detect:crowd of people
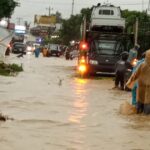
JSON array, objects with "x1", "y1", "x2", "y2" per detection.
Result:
[{"x1": 114, "y1": 44, "x2": 150, "y2": 115}]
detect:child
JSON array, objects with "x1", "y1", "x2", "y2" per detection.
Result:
[{"x1": 114, "y1": 51, "x2": 130, "y2": 90}]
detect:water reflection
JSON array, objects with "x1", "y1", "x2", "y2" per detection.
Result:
[{"x1": 69, "y1": 78, "x2": 88, "y2": 124}]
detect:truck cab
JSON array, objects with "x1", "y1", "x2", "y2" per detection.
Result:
[
  {"x1": 78, "y1": 32, "x2": 133, "y2": 75},
  {"x1": 78, "y1": 3, "x2": 133, "y2": 76}
]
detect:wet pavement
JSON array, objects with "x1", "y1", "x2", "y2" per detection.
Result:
[{"x1": 0, "y1": 53, "x2": 150, "y2": 150}]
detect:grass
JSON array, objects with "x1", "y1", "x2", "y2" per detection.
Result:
[{"x1": 0, "y1": 62, "x2": 23, "y2": 76}]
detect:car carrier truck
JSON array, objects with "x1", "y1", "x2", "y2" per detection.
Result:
[{"x1": 78, "y1": 3, "x2": 134, "y2": 76}]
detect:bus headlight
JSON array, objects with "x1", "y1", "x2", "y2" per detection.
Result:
[{"x1": 89, "y1": 60, "x2": 98, "y2": 65}]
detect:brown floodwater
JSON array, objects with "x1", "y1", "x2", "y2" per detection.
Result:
[{"x1": 0, "y1": 54, "x2": 150, "y2": 150}]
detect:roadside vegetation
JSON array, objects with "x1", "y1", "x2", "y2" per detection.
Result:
[
  {"x1": 0, "y1": 62, "x2": 23, "y2": 76},
  {"x1": 0, "y1": 0, "x2": 18, "y2": 19}
]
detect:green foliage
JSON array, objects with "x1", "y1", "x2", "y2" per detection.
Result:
[
  {"x1": 0, "y1": 0, "x2": 18, "y2": 19},
  {"x1": 0, "y1": 62, "x2": 23, "y2": 76},
  {"x1": 9, "y1": 63, "x2": 23, "y2": 72},
  {"x1": 60, "y1": 6, "x2": 150, "y2": 45},
  {"x1": 60, "y1": 14, "x2": 82, "y2": 45},
  {"x1": 122, "y1": 9, "x2": 150, "y2": 33},
  {"x1": 60, "y1": 7, "x2": 92, "y2": 45},
  {"x1": 80, "y1": 8, "x2": 92, "y2": 23}
]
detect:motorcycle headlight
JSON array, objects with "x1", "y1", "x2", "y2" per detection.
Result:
[
  {"x1": 89, "y1": 60, "x2": 98, "y2": 65},
  {"x1": 27, "y1": 46, "x2": 32, "y2": 51},
  {"x1": 132, "y1": 59, "x2": 138, "y2": 67}
]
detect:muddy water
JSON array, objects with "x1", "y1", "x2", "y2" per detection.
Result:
[{"x1": 0, "y1": 55, "x2": 150, "y2": 150}]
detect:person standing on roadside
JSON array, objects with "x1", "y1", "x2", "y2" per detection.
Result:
[
  {"x1": 5, "y1": 46, "x2": 10, "y2": 56},
  {"x1": 113, "y1": 51, "x2": 129, "y2": 90},
  {"x1": 34, "y1": 46, "x2": 40, "y2": 58},
  {"x1": 126, "y1": 49, "x2": 150, "y2": 114},
  {"x1": 127, "y1": 44, "x2": 139, "y2": 65}
]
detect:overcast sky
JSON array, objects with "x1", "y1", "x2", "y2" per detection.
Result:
[{"x1": 11, "y1": 0, "x2": 149, "y2": 25}]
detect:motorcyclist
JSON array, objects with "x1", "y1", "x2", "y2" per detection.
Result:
[{"x1": 127, "y1": 44, "x2": 139, "y2": 65}]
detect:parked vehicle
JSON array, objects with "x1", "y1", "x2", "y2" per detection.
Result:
[
  {"x1": 48, "y1": 44, "x2": 61, "y2": 57},
  {"x1": 78, "y1": 3, "x2": 133, "y2": 76},
  {"x1": 11, "y1": 42, "x2": 26, "y2": 54}
]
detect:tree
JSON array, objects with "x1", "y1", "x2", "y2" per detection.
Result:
[
  {"x1": 122, "y1": 9, "x2": 150, "y2": 33},
  {"x1": 0, "y1": 0, "x2": 18, "y2": 19},
  {"x1": 60, "y1": 14, "x2": 82, "y2": 45},
  {"x1": 60, "y1": 6, "x2": 150, "y2": 45},
  {"x1": 60, "y1": 7, "x2": 92, "y2": 45}
]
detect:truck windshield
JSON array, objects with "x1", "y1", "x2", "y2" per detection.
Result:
[{"x1": 94, "y1": 40, "x2": 116, "y2": 55}]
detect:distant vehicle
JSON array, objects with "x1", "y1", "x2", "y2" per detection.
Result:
[
  {"x1": 10, "y1": 34, "x2": 24, "y2": 46},
  {"x1": 26, "y1": 41, "x2": 35, "y2": 52},
  {"x1": 11, "y1": 42, "x2": 26, "y2": 54},
  {"x1": 15, "y1": 25, "x2": 26, "y2": 34},
  {"x1": 30, "y1": 26, "x2": 49, "y2": 36},
  {"x1": 48, "y1": 44, "x2": 61, "y2": 57},
  {"x1": 26, "y1": 41, "x2": 40, "y2": 53}
]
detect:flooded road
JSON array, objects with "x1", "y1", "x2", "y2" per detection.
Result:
[{"x1": 0, "y1": 54, "x2": 150, "y2": 150}]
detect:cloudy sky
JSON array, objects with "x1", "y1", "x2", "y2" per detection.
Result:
[{"x1": 11, "y1": 0, "x2": 150, "y2": 25}]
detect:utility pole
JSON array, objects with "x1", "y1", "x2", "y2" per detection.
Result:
[
  {"x1": 134, "y1": 18, "x2": 139, "y2": 45},
  {"x1": 148, "y1": 0, "x2": 150, "y2": 14},
  {"x1": 71, "y1": 0, "x2": 74, "y2": 15},
  {"x1": 142, "y1": 0, "x2": 144, "y2": 11},
  {"x1": 46, "y1": 6, "x2": 53, "y2": 16},
  {"x1": 16, "y1": 17, "x2": 23, "y2": 25}
]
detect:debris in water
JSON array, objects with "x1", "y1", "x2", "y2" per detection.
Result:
[
  {"x1": 120, "y1": 101, "x2": 137, "y2": 115},
  {"x1": 0, "y1": 113, "x2": 7, "y2": 121},
  {"x1": 58, "y1": 77, "x2": 64, "y2": 86},
  {"x1": 0, "y1": 113, "x2": 14, "y2": 121}
]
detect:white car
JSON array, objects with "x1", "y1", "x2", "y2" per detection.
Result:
[{"x1": 90, "y1": 4, "x2": 125, "y2": 31}]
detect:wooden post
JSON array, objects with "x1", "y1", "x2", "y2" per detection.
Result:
[
  {"x1": 83, "y1": 16, "x2": 86, "y2": 42},
  {"x1": 134, "y1": 18, "x2": 139, "y2": 45}
]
